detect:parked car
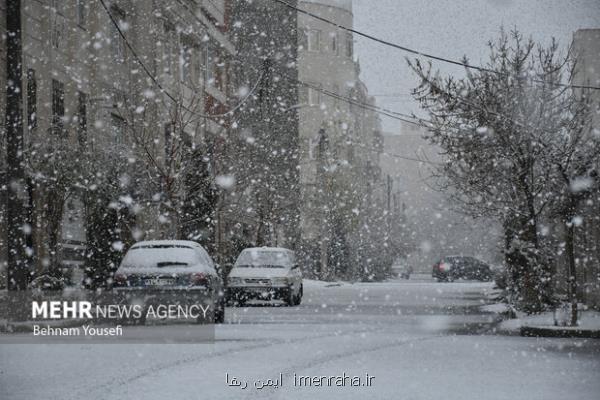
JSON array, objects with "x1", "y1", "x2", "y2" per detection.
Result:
[
  {"x1": 112, "y1": 240, "x2": 225, "y2": 323},
  {"x1": 226, "y1": 247, "x2": 303, "y2": 306},
  {"x1": 394, "y1": 264, "x2": 413, "y2": 279},
  {"x1": 432, "y1": 256, "x2": 492, "y2": 282},
  {"x1": 29, "y1": 273, "x2": 65, "y2": 291}
]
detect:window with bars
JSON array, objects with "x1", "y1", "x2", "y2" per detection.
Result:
[
  {"x1": 299, "y1": 29, "x2": 308, "y2": 50},
  {"x1": 205, "y1": 43, "x2": 225, "y2": 91},
  {"x1": 51, "y1": 0, "x2": 64, "y2": 15},
  {"x1": 345, "y1": 33, "x2": 353, "y2": 58},
  {"x1": 77, "y1": 91, "x2": 87, "y2": 145},
  {"x1": 110, "y1": 114, "x2": 126, "y2": 145},
  {"x1": 308, "y1": 85, "x2": 322, "y2": 106},
  {"x1": 331, "y1": 32, "x2": 339, "y2": 55},
  {"x1": 162, "y1": 21, "x2": 176, "y2": 75},
  {"x1": 299, "y1": 85, "x2": 309, "y2": 104},
  {"x1": 205, "y1": 43, "x2": 213, "y2": 84},
  {"x1": 110, "y1": 7, "x2": 126, "y2": 62},
  {"x1": 27, "y1": 69, "x2": 37, "y2": 131},
  {"x1": 307, "y1": 30, "x2": 321, "y2": 52},
  {"x1": 51, "y1": 14, "x2": 64, "y2": 49},
  {"x1": 52, "y1": 79, "x2": 65, "y2": 135},
  {"x1": 76, "y1": 0, "x2": 86, "y2": 28},
  {"x1": 180, "y1": 40, "x2": 193, "y2": 83},
  {"x1": 164, "y1": 123, "x2": 173, "y2": 159}
]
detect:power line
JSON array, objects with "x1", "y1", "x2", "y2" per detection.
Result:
[
  {"x1": 370, "y1": 93, "x2": 414, "y2": 97},
  {"x1": 272, "y1": 0, "x2": 600, "y2": 91},
  {"x1": 172, "y1": 1, "x2": 439, "y2": 165},
  {"x1": 170, "y1": 0, "x2": 430, "y2": 128},
  {"x1": 98, "y1": 0, "x2": 261, "y2": 121},
  {"x1": 290, "y1": 77, "x2": 431, "y2": 127}
]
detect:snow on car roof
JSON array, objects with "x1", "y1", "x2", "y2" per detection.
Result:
[
  {"x1": 130, "y1": 240, "x2": 202, "y2": 249},
  {"x1": 241, "y1": 247, "x2": 293, "y2": 253}
]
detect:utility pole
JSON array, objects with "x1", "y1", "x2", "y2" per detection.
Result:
[
  {"x1": 316, "y1": 128, "x2": 329, "y2": 280},
  {"x1": 4, "y1": 0, "x2": 29, "y2": 291},
  {"x1": 386, "y1": 175, "x2": 392, "y2": 213}
]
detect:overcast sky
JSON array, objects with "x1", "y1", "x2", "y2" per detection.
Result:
[{"x1": 353, "y1": 0, "x2": 600, "y2": 133}]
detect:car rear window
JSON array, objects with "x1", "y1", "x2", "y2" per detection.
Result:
[
  {"x1": 235, "y1": 250, "x2": 292, "y2": 268},
  {"x1": 121, "y1": 246, "x2": 200, "y2": 268}
]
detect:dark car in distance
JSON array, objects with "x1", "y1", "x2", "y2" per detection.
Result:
[{"x1": 432, "y1": 256, "x2": 492, "y2": 282}]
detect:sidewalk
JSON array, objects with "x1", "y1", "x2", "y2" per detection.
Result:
[{"x1": 481, "y1": 302, "x2": 600, "y2": 338}]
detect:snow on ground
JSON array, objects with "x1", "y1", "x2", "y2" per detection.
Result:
[
  {"x1": 498, "y1": 310, "x2": 600, "y2": 332},
  {"x1": 1, "y1": 277, "x2": 599, "y2": 400},
  {"x1": 480, "y1": 302, "x2": 512, "y2": 314}
]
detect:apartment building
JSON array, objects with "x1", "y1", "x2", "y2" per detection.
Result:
[
  {"x1": 0, "y1": 0, "x2": 234, "y2": 284},
  {"x1": 296, "y1": 0, "x2": 385, "y2": 275}
]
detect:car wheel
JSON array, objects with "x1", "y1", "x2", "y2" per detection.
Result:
[
  {"x1": 295, "y1": 284, "x2": 303, "y2": 305},
  {"x1": 213, "y1": 293, "x2": 226, "y2": 324},
  {"x1": 284, "y1": 288, "x2": 295, "y2": 306}
]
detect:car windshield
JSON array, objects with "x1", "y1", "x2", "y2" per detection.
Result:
[
  {"x1": 235, "y1": 250, "x2": 291, "y2": 267},
  {"x1": 121, "y1": 246, "x2": 198, "y2": 268},
  {"x1": 443, "y1": 257, "x2": 468, "y2": 267}
]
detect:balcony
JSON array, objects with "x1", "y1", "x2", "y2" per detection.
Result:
[{"x1": 201, "y1": 0, "x2": 226, "y2": 26}]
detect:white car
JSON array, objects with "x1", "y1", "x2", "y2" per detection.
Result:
[
  {"x1": 226, "y1": 247, "x2": 303, "y2": 306},
  {"x1": 112, "y1": 240, "x2": 225, "y2": 323}
]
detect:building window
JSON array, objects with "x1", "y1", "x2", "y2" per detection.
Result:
[
  {"x1": 196, "y1": 44, "x2": 204, "y2": 84},
  {"x1": 110, "y1": 7, "x2": 126, "y2": 62},
  {"x1": 347, "y1": 88, "x2": 355, "y2": 111},
  {"x1": 345, "y1": 33, "x2": 353, "y2": 58},
  {"x1": 180, "y1": 40, "x2": 193, "y2": 83},
  {"x1": 307, "y1": 30, "x2": 321, "y2": 52},
  {"x1": 332, "y1": 83, "x2": 340, "y2": 107},
  {"x1": 76, "y1": 0, "x2": 86, "y2": 27},
  {"x1": 205, "y1": 43, "x2": 225, "y2": 91},
  {"x1": 52, "y1": 79, "x2": 65, "y2": 135},
  {"x1": 110, "y1": 114, "x2": 126, "y2": 145},
  {"x1": 216, "y1": 56, "x2": 226, "y2": 92},
  {"x1": 51, "y1": 0, "x2": 64, "y2": 15},
  {"x1": 162, "y1": 21, "x2": 176, "y2": 75},
  {"x1": 77, "y1": 91, "x2": 87, "y2": 145},
  {"x1": 51, "y1": 14, "x2": 64, "y2": 49},
  {"x1": 331, "y1": 32, "x2": 338, "y2": 55},
  {"x1": 299, "y1": 30, "x2": 308, "y2": 50},
  {"x1": 26, "y1": 69, "x2": 37, "y2": 131},
  {"x1": 164, "y1": 123, "x2": 173, "y2": 158},
  {"x1": 299, "y1": 86, "x2": 309, "y2": 104},
  {"x1": 308, "y1": 84, "x2": 321, "y2": 106}
]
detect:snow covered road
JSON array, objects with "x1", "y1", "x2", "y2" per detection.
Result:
[{"x1": 1, "y1": 276, "x2": 599, "y2": 400}]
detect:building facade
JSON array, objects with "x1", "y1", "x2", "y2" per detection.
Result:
[
  {"x1": 0, "y1": 0, "x2": 234, "y2": 286},
  {"x1": 566, "y1": 29, "x2": 600, "y2": 307},
  {"x1": 296, "y1": 0, "x2": 385, "y2": 277},
  {"x1": 226, "y1": 0, "x2": 300, "y2": 263}
]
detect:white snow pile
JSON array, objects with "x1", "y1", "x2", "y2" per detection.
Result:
[
  {"x1": 480, "y1": 302, "x2": 512, "y2": 314},
  {"x1": 498, "y1": 310, "x2": 600, "y2": 332},
  {"x1": 303, "y1": 279, "x2": 348, "y2": 288}
]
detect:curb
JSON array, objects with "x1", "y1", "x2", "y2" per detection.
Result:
[{"x1": 520, "y1": 325, "x2": 600, "y2": 339}]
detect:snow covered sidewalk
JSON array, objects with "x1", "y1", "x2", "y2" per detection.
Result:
[{"x1": 481, "y1": 303, "x2": 600, "y2": 338}]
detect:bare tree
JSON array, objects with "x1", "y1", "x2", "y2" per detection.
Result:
[{"x1": 409, "y1": 30, "x2": 599, "y2": 316}]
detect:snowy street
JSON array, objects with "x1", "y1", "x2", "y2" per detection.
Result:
[{"x1": 2, "y1": 276, "x2": 599, "y2": 400}]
